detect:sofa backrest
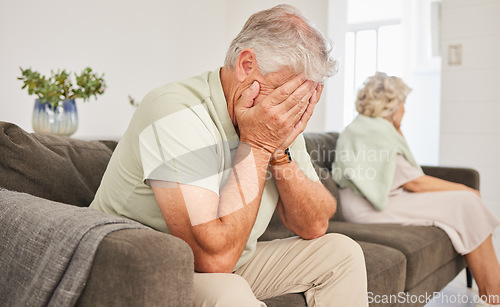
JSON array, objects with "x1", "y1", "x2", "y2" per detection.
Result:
[
  {"x1": 303, "y1": 132, "x2": 343, "y2": 221},
  {"x1": 0, "y1": 121, "x2": 344, "y2": 227},
  {"x1": 0, "y1": 121, "x2": 116, "y2": 207}
]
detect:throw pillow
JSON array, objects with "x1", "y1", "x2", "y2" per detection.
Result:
[{"x1": 0, "y1": 121, "x2": 114, "y2": 207}]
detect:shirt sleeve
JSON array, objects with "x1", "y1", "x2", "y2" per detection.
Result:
[
  {"x1": 391, "y1": 154, "x2": 424, "y2": 190},
  {"x1": 139, "y1": 104, "x2": 222, "y2": 195},
  {"x1": 289, "y1": 134, "x2": 320, "y2": 182}
]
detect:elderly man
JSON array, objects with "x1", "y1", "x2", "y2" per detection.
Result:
[{"x1": 91, "y1": 4, "x2": 368, "y2": 306}]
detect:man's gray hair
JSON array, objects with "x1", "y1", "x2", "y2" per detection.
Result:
[{"x1": 224, "y1": 4, "x2": 337, "y2": 83}]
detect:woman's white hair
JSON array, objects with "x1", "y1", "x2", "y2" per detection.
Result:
[
  {"x1": 356, "y1": 72, "x2": 412, "y2": 118},
  {"x1": 224, "y1": 4, "x2": 337, "y2": 83}
]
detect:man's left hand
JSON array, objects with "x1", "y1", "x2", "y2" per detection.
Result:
[{"x1": 273, "y1": 83, "x2": 324, "y2": 159}]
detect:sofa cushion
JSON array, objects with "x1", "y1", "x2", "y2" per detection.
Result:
[
  {"x1": 328, "y1": 222, "x2": 459, "y2": 290},
  {"x1": 0, "y1": 121, "x2": 113, "y2": 207},
  {"x1": 263, "y1": 293, "x2": 307, "y2": 306},
  {"x1": 359, "y1": 241, "x2": 407, "y2": 306}
]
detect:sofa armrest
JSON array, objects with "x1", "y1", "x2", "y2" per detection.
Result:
[
  {"x1": 77, "y1": 228, "x2": 194, "y2": 307},
  {"x1": 421, "y1": 166, "x2": 480, "y2": 190}
]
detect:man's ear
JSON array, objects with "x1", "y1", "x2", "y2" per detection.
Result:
[{"x1": 235, "y1": 48, "x2": 258, "y2": 83}]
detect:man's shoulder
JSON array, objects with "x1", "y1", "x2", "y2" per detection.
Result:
[
  {"x1": 142, "y1": 71, "x2": 212, "y2": 108},
  {"x1": 129, "y1": 71, "x2": 217, "y2": 132}
]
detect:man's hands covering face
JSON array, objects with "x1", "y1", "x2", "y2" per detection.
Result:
[
  {"x1": 274, "y1": 82, "x2": 323, "y2": 157},
  {"x1": 235, "y1": 74, "x2": 323, "y2": 156}
]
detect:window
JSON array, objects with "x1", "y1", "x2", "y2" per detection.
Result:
[{"x1": 343, "y1": 0, "x2": 404, "y2": 126}]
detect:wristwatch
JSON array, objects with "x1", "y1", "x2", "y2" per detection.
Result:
[{"x1": 270, "y1": 148, "x2": 292, "y2": 166}]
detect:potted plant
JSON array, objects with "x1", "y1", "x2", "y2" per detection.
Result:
[{"x1": 18, "y1": 67, "x2": 106, "y2": 136}]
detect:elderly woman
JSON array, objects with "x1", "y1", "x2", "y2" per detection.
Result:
[{"x1": 333, "y1": 72, "x2": 500, "y2": 306}]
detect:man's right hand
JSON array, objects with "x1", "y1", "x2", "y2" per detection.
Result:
[{"x1": 235, "y1": 74, "x2": 316, "y2": 154}]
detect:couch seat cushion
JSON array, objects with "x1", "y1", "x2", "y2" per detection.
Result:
[
  {"x1": 263, "y1": 293, "x2": 306, "y2": 307},
  {"x1": 359, "y1": 241, "x2": 406, "y2": 304},
  {"x1": 328, "y1": 222, "x2": 459, "y2": 290}
]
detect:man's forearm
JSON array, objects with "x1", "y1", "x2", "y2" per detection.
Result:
[
  {"x1": 271, "y1": 161, "x2": 336, "y2": 239},
  {"x1": 191, "y1": 142, "x2": 271, "y2": 272}
]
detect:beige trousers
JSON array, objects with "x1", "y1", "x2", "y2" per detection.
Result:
[{"x1": 193, "y1": 233, "x2": 368, "y2": 307}]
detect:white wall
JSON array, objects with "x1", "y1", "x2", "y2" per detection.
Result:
[
  {"x1": 325, "y1": 0, "x2": 348, "y2": 134},
  {"x1": 440, "y1": 0, "x2": 500, "y2": 220},
  {"x1": 398, "y1": 0, "x2": 441, "y2": 166},
  {"x1": 0, "y1": 0, "x2": 444, "y2": 165},
  {"x1": 0, "y1": 0, "x2": 333, "y2": 138},
  {"x1": 0, "y1": 0, "x2": 230, "y2": 139}
]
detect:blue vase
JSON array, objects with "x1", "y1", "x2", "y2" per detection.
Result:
[{"x1": 32, "y1": 99, "x2": 78, "y2": 136}]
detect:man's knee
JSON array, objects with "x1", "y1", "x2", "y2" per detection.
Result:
[
  {"x1": 321, "y1": 233, "x2": 365, "y2": 266},
  {"x1": 194, "y1": 273, "x2": 265, "y2": 307}
]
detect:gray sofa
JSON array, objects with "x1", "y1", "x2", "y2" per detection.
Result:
[{"x1": 0, "y1": 122, "x2": 474, "y2": 306}]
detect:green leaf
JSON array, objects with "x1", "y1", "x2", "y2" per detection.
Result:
[{"x1": 18, "y1": 66, "x2": 106, "y2": 105}]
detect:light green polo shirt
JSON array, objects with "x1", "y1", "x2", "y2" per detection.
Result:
[{"x1": 90, "y1": 68, "x2": 319, "y2": 270}]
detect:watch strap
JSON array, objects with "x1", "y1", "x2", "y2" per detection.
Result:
[{"x1": 269, "y1": 148, "x2": 292, "y2": 166}]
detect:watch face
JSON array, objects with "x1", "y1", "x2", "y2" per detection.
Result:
[{"x1": 286, "y1": 148, "x2": 291, "y2": 162}]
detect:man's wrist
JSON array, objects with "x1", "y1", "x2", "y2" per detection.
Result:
[{"x1": 270, "y1": 148, "x2": 291, "y2": 166}]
